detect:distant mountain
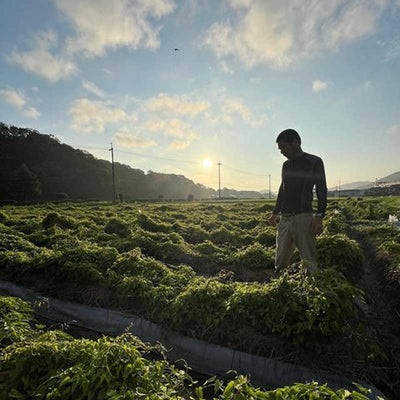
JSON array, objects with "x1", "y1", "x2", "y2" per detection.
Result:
[
  {"x1": 378, "y1": 171, "x2": 400, "y2": 183},
  {"x1": 328, "y1": 181, "x2": 373, "y2": 191},
  {"x1": 259, "y1": 190, "x2": 277, "y2": 197},
  {"x1": 355, "y1": 182, "x2": 375, "y2": 190},
  {"x1": 328, "y1": 171, "x2": 400, "y2": 191}
]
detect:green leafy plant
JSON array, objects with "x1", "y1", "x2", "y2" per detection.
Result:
[
  {"x1": 317, "y1": 234, "x2": 364, "y2": 281},
  {"x1": 0, "y1": 297, "x2": 38, "y2": 346},
  {"x1": 104, "y1": 217, "x2": 131, "y2": 237},
  {"x1": 0, "y1": 333, "x2": 190, "y2": 400},
  {"x1": 230, "y1": 243, "x2": 275, "y2": 270}
]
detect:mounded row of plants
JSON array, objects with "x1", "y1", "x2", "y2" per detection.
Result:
[
  {"x1": 0, "y1": 200, "x2": 364, "y2": 280},
  {"x1": 0, "y1": 230, "x2": 380, "y2": 362},
  {"x1": 336, "y1": 197, "x2": 400, "y2": 222},
  {"x1": 0, "y1": 203, "x2": 376, "y2": 339},
  {"x1": 353, "y1": 221, "x2": 400, "y2": 303},
  {"x1": 343, "y1": 196, "x2": 400, "y2": 293},
  {"x1": 0, "y1": 296, "x2": 382, "y2": 400},
  {"x1": 333, "y1": 197, "x2": 400, "y2": 398},
  {"x1": 0, "y1": 203, "x2": 278, "y2": 276}
]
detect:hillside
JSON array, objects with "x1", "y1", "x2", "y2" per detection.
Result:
[
  {"x1": 378, "y1": 171, "x2": 400, "y2": 183},
  {"x1": 0, "y1": 122, "x2": 262, "y2": 201},
  {"x1": 328, "y1": 171, "x2": 400, "y2": 191},
  {"x1": 328, "y1": 181, "x2": 373, "y2": 191}
]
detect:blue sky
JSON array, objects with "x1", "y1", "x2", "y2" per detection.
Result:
[{"x1": 1, "y1": 0, "x2": 399, "y2": 191}]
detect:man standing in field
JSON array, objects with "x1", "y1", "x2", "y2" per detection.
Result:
[{"x1": 269, "y1": 129, "x2": 327, "y2": 275}]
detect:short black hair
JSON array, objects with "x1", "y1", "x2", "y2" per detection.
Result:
[{"x1": 276, "y1": 129, "x2": 301, "y2": 145}]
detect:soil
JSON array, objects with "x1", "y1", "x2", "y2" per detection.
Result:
[{"x1": 350, "y1": 226, "x2": 400, "y2": 399}]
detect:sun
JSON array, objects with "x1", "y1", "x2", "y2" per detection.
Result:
[{"x1": 202, "y1": 158, "x2": 212, "y2": 168}]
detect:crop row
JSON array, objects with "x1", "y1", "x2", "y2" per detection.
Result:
[
  {"x1": 0, "y1": 296, "x2": 380, "y2": 400},
  {"x1": 0, "y1": 231, "x2": 379, "y2": 362}
]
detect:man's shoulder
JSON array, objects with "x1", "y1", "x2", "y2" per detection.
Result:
[{"x1": 303, "y1": 152, "x2": 323, "y2": 164}]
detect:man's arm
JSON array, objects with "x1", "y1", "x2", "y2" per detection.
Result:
[
  {"x1": 312, "y1": 158, "x2": 327, "y2": 235},
  {"x1": 273, "y1": 182, "x2": 284, "y2": 216},
  {"x1": 269, "y1": 177, "x2": 284, "y2": 226},
  {"x1": 314, "y1": 158, "x2": 327, "y2": 217}
]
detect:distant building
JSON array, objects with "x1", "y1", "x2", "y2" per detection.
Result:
[
  {"x1": 365, "y1": 184, "x2": 400, "y2": 196},
  {"x1": 328, "y1": 189, "x2": 366, "y2": 197},
  {"x1": 377, "y1": 181, "x2": 400, "y2": 188}
]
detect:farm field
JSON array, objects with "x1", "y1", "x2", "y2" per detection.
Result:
[{"x1": 1, "y1": 197, "x2": 400, "y2": 399}]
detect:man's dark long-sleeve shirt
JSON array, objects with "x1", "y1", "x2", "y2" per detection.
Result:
[{"x1": 273, "y1": 152, "x2": 327, "y2": 217}]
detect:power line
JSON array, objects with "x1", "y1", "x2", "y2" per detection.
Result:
[
  {"x1": 77, "y1": 145, "x2": 199, "y2": 165},
  {"x1": 115, "y1": 148, "x2": 200, "y2": 165},
  {"x1": 80, "y1": 145, "x2": 273, "y2": 177},
  {"x1": 76, "y1": 144, "x2": 276, "y2": 189},
  {"x1": 224, "y1": 164, "x2": 270, "y2": 177}
]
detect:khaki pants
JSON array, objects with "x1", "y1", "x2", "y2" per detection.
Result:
[{"x1": 275, "y1": 213, "x2": 318, "y2": 274}]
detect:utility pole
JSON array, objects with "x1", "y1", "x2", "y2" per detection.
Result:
[
  {"x1": 109, "y1": 143, "x2": 117, "y2": 202},
  {"x1": 338, "y1": 180, "x2": 341, "y2": 198},
  {"x1": 268, "y1": 174, "x2": 271, "y2": 199},
  {"x1": 217, "y1": 160, "x2": 222, "y2": 199}
]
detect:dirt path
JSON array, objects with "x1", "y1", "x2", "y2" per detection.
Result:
[{"x1": 350, "y1": 226, "x2": 400, "y2": 399}]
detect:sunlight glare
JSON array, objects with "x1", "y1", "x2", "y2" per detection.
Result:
[{"x1": 202, "y1": 158, "x2": 212, "y2": 168}]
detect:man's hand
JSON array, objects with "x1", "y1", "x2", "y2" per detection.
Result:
[
  {"x1": 312, "y1": 216, "x2": 323, "y2": 236},
  {"x1": 268, "y1": 213, "x2": 278, "y2": 227}
]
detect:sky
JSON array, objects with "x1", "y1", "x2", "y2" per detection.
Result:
[{"x1": 1, "y1": 0, "x2": 400, "y2": 192}]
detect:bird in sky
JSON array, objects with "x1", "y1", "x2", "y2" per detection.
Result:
[{"x1": 174, "y1": 48, "x2": 180, "y2": 51}]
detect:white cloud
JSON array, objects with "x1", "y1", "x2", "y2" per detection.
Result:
[
  {"x1": 199, "y1": 89, "x2": 266, "y2": 127},
  {"x1": 204, "y1": 111, "x2": 220, "y2": 126},
  {"x1": 169, "y1": 140, "x2": 193, "y2": 150},
  {"x1": 312, "y1": 80, "x2": 328, "y2": 92},
  {"x1": 249, "y1": 77, "x2": 261, "y2": 85},
  {"x1": 383, "y1": 37, "x2": 400, "y2": 61},
  {"x1": 222, "y1": 114, "x2": 234, "y2": 125},
  {"x1": 0, "y1": 88, "x2": 26, "y2": 109},
  {"x1": 8, "y1": 1, "x2": 176, "y2": 82},
  {"x1": 202, "y1": 0, "x2": 389, "y2": 68},
  {"x1": 145, "y1": 93, "x2": 210, "y2": 117},
  {"x1": 364, "y1": 80, "x2": 372, "y2": 90},
  {"x1": 174, "y1": 0, "x2": 200, "y2": 22},
  {"x1": 211, "y1": 92, "x2": 263, "y2": 126},
  {"x1": 227, "y1": 0, "x2": 253, "y2": 9},
  {"x1": 220, "y1": 61, "x2": 234, "y2": 74},
  {"x1": 384, "y1": 124, "x2": 400, "y2": 149},
  {"x1": 82, "y1": 81, "x2": 105, "y2": 98},
  {"x1": 22, "y1": 106, "x2": 41, "y2": 119},
  {"x1": 145, "y1": 118, "x2": 198, "y2": 149},
  {"x1": 69, "y1": 98, "x2": 127, "y2": 133},
  {"x1": 8, "y1": 31, "x2": 78, "y2": 82},
  {"x1": 223, "y1": 98, "x2": 251, "y2": 122},
  {"x1": 0, "y1": 88, "x2": 41, "y2": 119},
  {"x1": 55, "y1": 0, "x2": 176, "y2": 56},
  {"x1": 145, "y1": 118, "x2": 197, "y2": 139},
  {"x1": 386, "y1": 124, "x2": 400, "y2": 141},
  {"x1": 115, "y1": 131, "x2": 156, "y2": 148},
  {"x1": 102, "y1": 68, "x2": 113, "y2": 77}
]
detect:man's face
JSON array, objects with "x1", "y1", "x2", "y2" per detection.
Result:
[{"x1": 277, "y1": 140, "x2": 297, "y2": 159}]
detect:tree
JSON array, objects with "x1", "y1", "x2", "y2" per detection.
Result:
[{"x1": 9, "y1": 164, "x2": 41, "y2": 200}]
